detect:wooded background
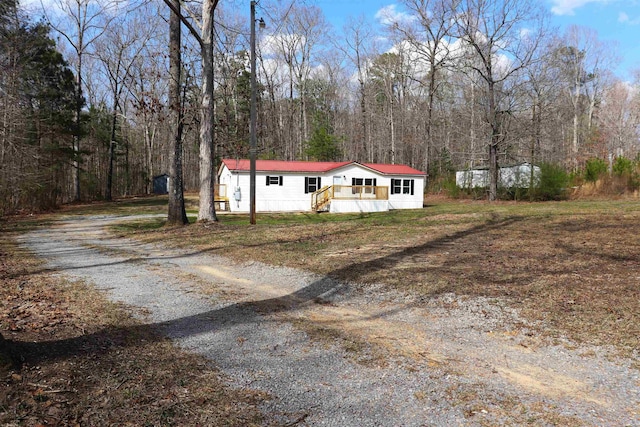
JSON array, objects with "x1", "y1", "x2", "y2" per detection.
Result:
[{"x1": 2, "y1": 0, "x2": 638, "y2": 216}]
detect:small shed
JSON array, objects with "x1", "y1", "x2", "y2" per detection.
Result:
[
  {"x1": 153, "y1": 174, "x2": 169, "y2": 195},
  {"x1": 456, "y1": 162, "x2": 540, "y2": 189}
]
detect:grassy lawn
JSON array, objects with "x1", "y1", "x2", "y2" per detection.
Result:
[{"x1": 108, "y1": 195, "x2": 640, "y2": 358}]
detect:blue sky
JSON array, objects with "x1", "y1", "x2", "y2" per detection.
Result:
[{"x1": 311, "y1": 0, "x2": 640, "y2": 80}]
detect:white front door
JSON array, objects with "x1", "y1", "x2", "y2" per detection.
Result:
[{"x1": 333, "y1": 175, "x2": 342, "y2": 186}]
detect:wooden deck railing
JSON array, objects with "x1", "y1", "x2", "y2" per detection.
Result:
[
  {"x1": 332, "y1": 185, "x2": 388, "y2": 200},
  {"x1": 312, "y1": 185, "x2": 389, "y2": 211},
  {"x1": 214, "y1": 184, "x2": 229, "y2": 211},
  {"x1": 214, "y1": 184, "x2": 227, "y2": 200},
  {"x1": 311, "y1": 186, "x2": 332, "y2": 211}
]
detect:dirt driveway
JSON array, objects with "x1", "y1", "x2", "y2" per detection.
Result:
[{"x1": 20, "y1": 214, "x2": 640, "y2": 426}]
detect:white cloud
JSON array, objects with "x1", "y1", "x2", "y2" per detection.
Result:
[
  {"x1": 550, "y1": 0, "x2": 613, "y2": 16},
  {"x1": 21, "y1": 0, "x2": 123, "y2": 20},
  {"x1": 519, "y1": 28, "x2": 532, "y2": 39},
  {"x1": 374, "y1": 4, "x2": 416, "y2": 26},
  {"x1": 618, "y1": 11, "x2": 640, "y2": 25}
]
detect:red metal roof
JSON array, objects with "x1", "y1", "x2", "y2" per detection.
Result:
[
  {"x1": 221, "y1": 159, "x2": 425, "y2": 176},
  {"x1": 221, "y1": 159, "x2": 351, "y2": 173},
  {"x1": 362, "y1": 163, "x2": 425, "y2": 176}
]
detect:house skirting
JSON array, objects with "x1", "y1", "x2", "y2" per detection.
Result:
[{"x1": 329, "y1": 199, "x2": 389, "y2": 213}]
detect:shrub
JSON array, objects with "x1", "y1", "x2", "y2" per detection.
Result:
[
  {"x1": 532, "y1": 163, "x2": 569, "y2": 201},
  {"x1": 584, "y1": 158, "x2": 608, "y2": 182},
  {"x1": 443, "y1": 177, "x2": 460, "y2": 198},
  {"x1": 612, "y1": 156, "x2": 634, "y2": 176}
]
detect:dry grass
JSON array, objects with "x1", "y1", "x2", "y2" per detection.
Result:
[
  {"x1": 113, "y1": 197, "x2": 640, "y2": 359},
  {"x1": 0, "y1": 218, "x2": 271, "y2": 426}
]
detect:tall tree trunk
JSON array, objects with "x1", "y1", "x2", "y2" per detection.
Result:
[
  {"x1": 389, "y1": 85, "x2": 395, "y2": 164},
  {"x1": 106, "y1": 89, "x2": 119, "y2": 201},
  {"x1": 73, "y1": 45, "x2": 82, "y2": 202},
  {"x1": 359, "y1": 80, "x2": 368, "y2": 161},
  {"x1": 425, "y1": 67, "x2": 436, "y2": 173},
  {"x1": 167, "y1": 0, "x2": 188, "y2": 225},
  {"x1": 197, "y1": 0, "x2": 218, "y2": 222},
  {"x1": 488, "y1": 80, "x2": 499, "y2": 202},
  {"x1": 572, "y1": 83, "x2": 580, "y2": 171}
]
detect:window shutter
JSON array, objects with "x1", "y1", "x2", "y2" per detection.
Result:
[
  {"x1": 266, "y1": 176, "x2": 270, "y2": 186},
  {"x1": 305, "y1": 177, "x2": 309, "y2": 193},
  {"x1": 352, "y1": 177, "x2": 356, "y2": 185},
  {"x1": 279, "y1": 176, "x2": 283, "y2": 186},
  {"x1": 373, "y1": 178, "x2": 377, "y2": 187},
  {"x1": 318, "y1": 177, "x2": 321, "y2": 189},
  {"x1": 391, "y1": 179, "x2": 396, "y2": 195},
  {"x1": 410, "y1": 179, "x2": 414, "y2": 195}
]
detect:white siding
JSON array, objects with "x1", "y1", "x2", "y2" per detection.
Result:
[{"x1": 456, "y1": 163, "x2": 540, "y2": 189}]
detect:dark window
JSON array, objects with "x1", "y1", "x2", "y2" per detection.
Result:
[
  {"x1": 352, "y1": 178, "x2": 376, "y2": 194},
  {"x1": 365, "y1": 178, "x2": 376, "y2": 193},
  {"x1": 402, "y1": 179, "x2": 412, "y2": 194},
  {"x1": 266, "y1": 175, "x2": 283, "y2": 186},
  {"x1": 352, "y1": 178, "x2": 363, "y2": 194},
  {"x1": 305, "y1": 176, "x2": 321, "y2": 193},
  {"x1": 391, "y1": 179, "x2": 402, "y2": 195},
  {"x1": 391, "y1": 179, "x2": 413, "y2": 195}
]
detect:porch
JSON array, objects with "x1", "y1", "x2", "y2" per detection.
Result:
[
  {"x1": 311, "y1": 185, "x2": 389, "y2": 213},
  {"x1": 214, "y1": 184, "x2": 230, "y2": 211}
]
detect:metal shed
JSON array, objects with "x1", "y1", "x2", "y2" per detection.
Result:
[{"x1": 153, "y1": 174, "x2": 169, "y2": 195}]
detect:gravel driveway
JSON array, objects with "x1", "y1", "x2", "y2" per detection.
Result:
[{"x1": 20, "y1": 215, "x2": 640, "y2": 426}]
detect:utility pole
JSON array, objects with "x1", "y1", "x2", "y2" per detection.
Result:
[
  {"x1": 250, "y1": 0, "x2": 257, "y2": 224},
  {"x1": 249, "y1": 1, "x2": 265, "y2": 225}
]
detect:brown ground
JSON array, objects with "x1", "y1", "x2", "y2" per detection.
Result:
[
  {"x1": 133, "y1": 198, "x2": 640, "y2": 359},
  {"x1": 1, "y1": 197, "x2": 639, "y2": 425},
  {"x1": 0, "y1": 221, "x2": 270, "y2": 427}
]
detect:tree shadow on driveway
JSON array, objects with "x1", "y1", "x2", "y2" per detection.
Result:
[{"x1": 8, "y1": 215, "x2": 524, "y2": 366}]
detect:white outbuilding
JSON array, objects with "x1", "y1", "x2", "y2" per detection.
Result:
[
  {"x1": 217, "y1": 159, "x2": 426, "y2": 213},
  {"x1": 456, "y1": 162, "x2": 540, "y2": 189}
]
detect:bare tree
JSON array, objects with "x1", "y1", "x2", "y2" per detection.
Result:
[
  {"x1": 454, "y1": 0, "x2": 547, "y2": 201},
  {"x1": 197, "y1": 0, "x2": 220, "y2": 222},
  {"x1": 45, "y1": 0, "x2": 114, "y2": 201},
  {"x1": 162, "y1": 0, "x2": 220, "y2": 222},
  {"x1": 599, "y1": 79, "x2": 640, "y2": 166},
  {"x1": 393, "y1": 0, "x2": 458, "y2": 173},
  {"x1": 126, "y1": 8, "x2": 167, "y2": 195},
  {"x1": 339, "y1": 16, "x2": 376, "y2": 162},
  {"x1": 555, "y1": 26, "x2": 619, "y2": 170},
  {"x1": 167, "y1": 0, "x2": 188, "y2": 225},
  {"x1": 95, "y1": 12, "x2": 153, "y2": 201}
]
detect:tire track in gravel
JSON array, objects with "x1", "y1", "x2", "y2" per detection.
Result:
[{"x1": 20, "y1": 215, "x2": 640, "y2": 426}]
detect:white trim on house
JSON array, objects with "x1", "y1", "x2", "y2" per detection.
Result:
[{"x1": 218, "y1": 160, "x2": 425, "y2": 213}]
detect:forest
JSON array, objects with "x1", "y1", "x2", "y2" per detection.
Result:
[{"x1": 1, "y1": 0, "x2": 639, "y2": 217}]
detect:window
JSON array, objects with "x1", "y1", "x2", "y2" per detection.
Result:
[
  {"x1": 305, "y1": 176, "x2": 321, "y2": 193},
  {"x1": 402, "y1": 179, "x2": 413, "y2": 195},
  {"x1": 266, "y1": 175, "x2": 283, "y2": 186},
  {"x1": 365, "y1": 178, "x2": 376, "y2": 194},
  {"x1": 352, "y1": 178, "x2": 377, "y2": 194},
  {"x1": 352, "y1": 177, "x2": 363, "y2": 194},
  {"x1": 391, "y1": 179, "x2": 414, "y2": 195},
  {"x1": 391, "y1": 179, "x2": 402, "y2": 195}
]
